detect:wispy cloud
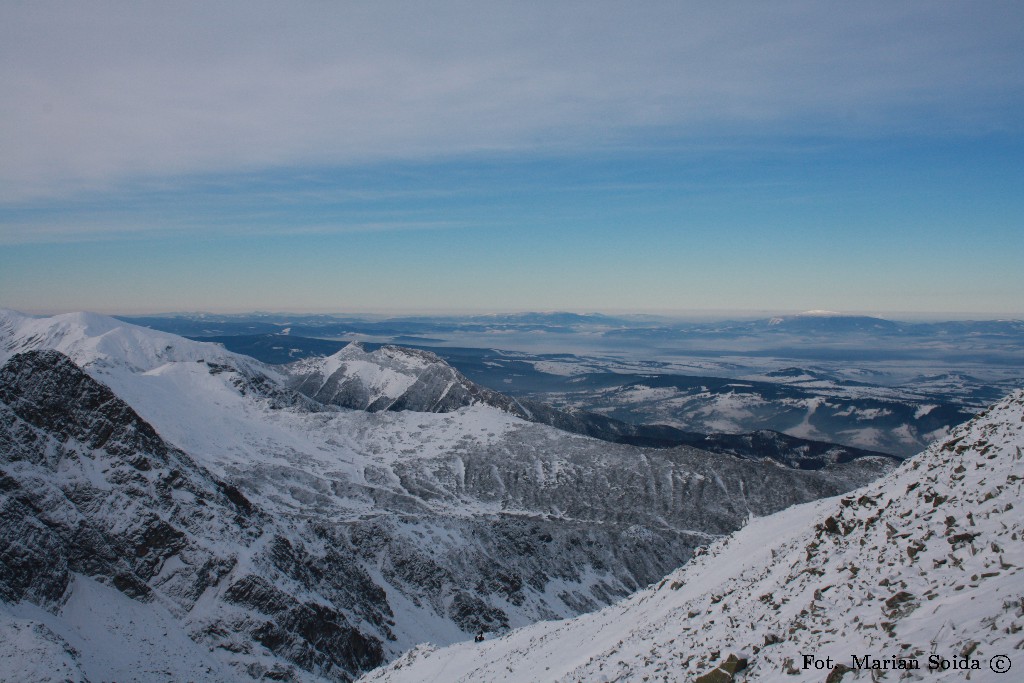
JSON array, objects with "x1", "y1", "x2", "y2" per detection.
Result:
[
  {"x1": 3, "y1": 1, "x2": 1022, "y2": 203},
  {"x1": 0, "y1": 208, "x2": 473, "y2": 245}
]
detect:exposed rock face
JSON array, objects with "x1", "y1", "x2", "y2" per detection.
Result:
[
  {"x1": 0, "y1": 350, "x2": 388, "y2": 682},
  {"x1": 391, "y1": 431, "x2": 890, "y2": 537},
  {"x1": 0, "y1": 314, "x2": 900, "y2": 682},
  {"x1": 362, "y1": 390, "x2": 1024, "y2": 683},
  {"x1": 287, "y1": 343, "x2": 529, "y2": 416}
]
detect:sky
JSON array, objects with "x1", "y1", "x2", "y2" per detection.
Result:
[{"x1": 1, "y1": 1, "x2": 1022, "y2": 317}]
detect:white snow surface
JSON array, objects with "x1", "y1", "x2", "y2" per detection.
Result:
[
  {"x1": 1, "y1": 575, "x2": 236, "y2": 683},
  {"x1": 0, "y1": 309, "x2": 257, "y2": 375},
  {"x1": 529, "y1": 360, "x2": 592, "y2": 377},
  {"x1": 290, "y1": 342, "x2": 434, "y2": 404},
  {"x1": 361, "y1": 389, "x2": 1024, "y2": 683}
]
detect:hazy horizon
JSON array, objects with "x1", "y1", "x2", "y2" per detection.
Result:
[{"x1": 6, "y1": 306, "x2": 1023, "y2": 324}]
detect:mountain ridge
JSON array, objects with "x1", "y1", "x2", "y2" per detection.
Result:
[
  {"x1": 287, "y1": 341, "x2": 532, "y2": 417},
  {"x1": 0, "y1": 313, "x2": 900, "y2": 681},
  {"x1": 282, "y1": 339, "x2": 896, "y2": 468},
  {"x1": 361, "y1": 388, "x2": 1024, "y2": 682}
]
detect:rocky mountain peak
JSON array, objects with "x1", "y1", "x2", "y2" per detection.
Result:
[{"x1": 287, "y1": 341, "x2": 529, "y2": 416}]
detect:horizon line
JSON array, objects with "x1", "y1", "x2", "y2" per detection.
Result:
[{"x1": 4, "y1": 306, "x2": 1022, "y2": 323}]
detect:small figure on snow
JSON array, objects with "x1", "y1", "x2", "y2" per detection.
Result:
[{"x1": 474, "y1": 630, "x2": 485, "y2": 643}]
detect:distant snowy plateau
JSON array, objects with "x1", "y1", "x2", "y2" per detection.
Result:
[{"x1": 0, "y1": 311, "x2": 1017, "y2": 682}]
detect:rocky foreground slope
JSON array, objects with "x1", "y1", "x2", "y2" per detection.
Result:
[
  {"x1": 0, "y1": 350, "x2": 387, "y2": 682},
  {"x1": 362, "y1": 390, "x2": 1024, "y2": 682},
  {"x1": 0, "y1": 311, "x2": 896, "y2": 682}
]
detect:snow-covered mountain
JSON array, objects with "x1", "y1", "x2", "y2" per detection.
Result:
[
  {"x1": 763, "y1": 311, "x2": 902, "y2": 334},
  {"x1": 0, "y1": 311, "x2": 898, "y2": 681},
  {"x1": 287, "y1": 342, "x2": 529, "y2": 416},
  {"x1": 362, "y1": 389, "x2": 1024, "y2": 682},
  {"x1": 1, "y1": 309, "x2": 256, "y2": 373}
]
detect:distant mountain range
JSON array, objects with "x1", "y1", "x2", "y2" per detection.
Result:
[
  {"x1": 283, "y1": 340, "x2": 895, "y2": 468},
  {"x1": 116, "y1": 310, "x2": 1024, "y2": 348},
  {"x1": 171, "y1": 330, "x2": 1007, "y2": 458}
]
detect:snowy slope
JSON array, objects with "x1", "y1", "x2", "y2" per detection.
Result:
[
  {"x1": 0, "y1": 309, "x2": 257, "y2": 373},
  {"x1": 0, "y1": 349, "x2": 391, "y2": 682},
  {"x1": 1, "y1": 576, "x2": 238, "y2": 683},
  {"x1": 0, "y1": 312, "x2": 898, "y2": 681},
  {"x1": 362, "y1": 390, "x2": 1024, "y2": 683}
]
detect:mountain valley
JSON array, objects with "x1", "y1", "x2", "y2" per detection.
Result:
[
  {"x1": 364, "y1": 388, "x2": 1024, "y2": 682},
  {"x1": 0, "y1": 311, "x2": 900, "y2": 682}
]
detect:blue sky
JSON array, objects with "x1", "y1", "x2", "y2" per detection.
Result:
[{"x1": 2, "y1": 1, "x2": 1022, "y2": 316}]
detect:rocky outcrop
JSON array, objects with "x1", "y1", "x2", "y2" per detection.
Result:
[
  {"x1": 361, "y1": 390, "x2": 1024, "y2": 683},
  {"x1": 694, "y1": 653, "x2": 748, "y2": 682},
  {"x1": 0, "y1": 350, "x2": 388, "y2": 682},
  {"x1": 287, "y1": 343, "x2": 529, "y2": 416}
]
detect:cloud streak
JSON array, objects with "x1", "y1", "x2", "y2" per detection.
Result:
[{"x1": 3, "y1": 0, "x2": 1022, "y2": 202}]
